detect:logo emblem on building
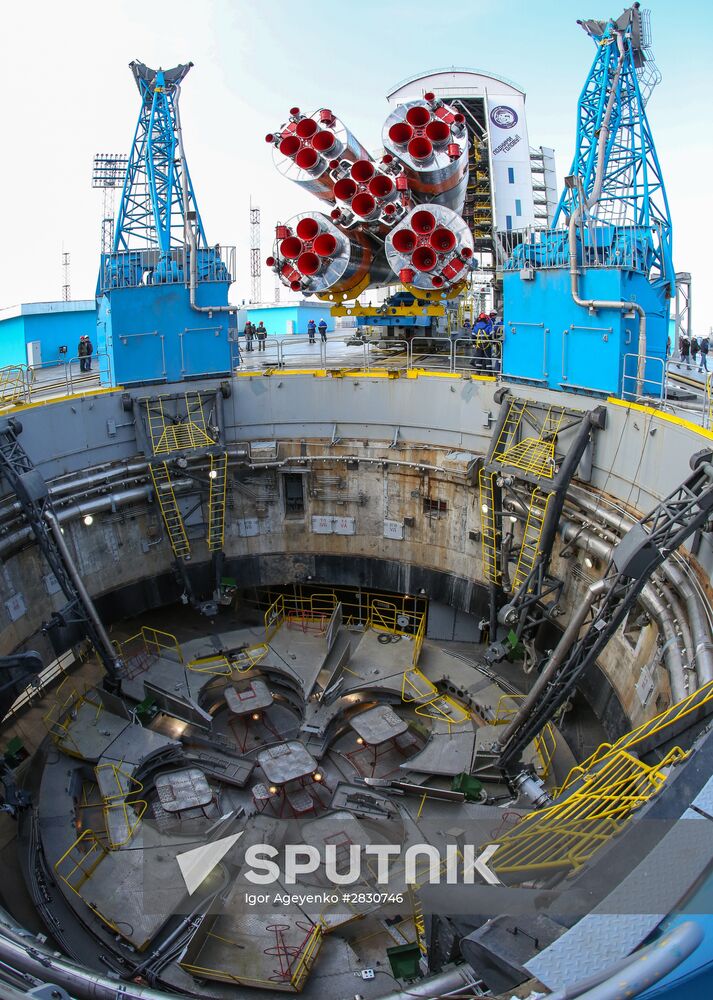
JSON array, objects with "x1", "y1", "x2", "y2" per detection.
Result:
[{"x1": 490, "y1": 105, "x2": 518, "y2": 129}]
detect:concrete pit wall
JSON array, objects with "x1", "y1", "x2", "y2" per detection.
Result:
[{"x1": 1, "y1": 374, "x2": 712, "y2": 740}]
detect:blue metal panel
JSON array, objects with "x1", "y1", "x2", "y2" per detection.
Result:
[
  {"x1": 98, "y1": 282, "x2": 232, "y2": 386},
  {"x1": 503, "y1": 267, "x2": 668, "y2": 396}
]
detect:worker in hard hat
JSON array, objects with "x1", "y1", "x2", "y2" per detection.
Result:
[
  {"x1": 307, "y1": 318, "x2": 316, "y2": 344},
  {"x1": 470, "y1": 313, "x2": 493, "y2": 372}
]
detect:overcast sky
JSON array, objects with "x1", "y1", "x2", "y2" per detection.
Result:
[{"x1": 1, "y1": 0, "x2": 711, "y2": 329}]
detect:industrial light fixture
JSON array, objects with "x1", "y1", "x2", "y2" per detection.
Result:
[
  {"x1": 269, "y1": 785, "x2": 278, "y2": 795},
  {"x1": 481, "y1": 503, "x2": 489, "y2": 514},
  {"x1": 509, "y1": 515, "x2": 517, "y2": 523},
  {"x1": 584, "y1": 556, "x2": 594, "y2": 569},
  {"x1": 356, "y1": 737, "x2": 364, "y2": 745},
  {"x1": 251, "y1": 712, "x2": 260, "y2": 721},
  {"x1": 313, "y1": 772, "x2": 323, "y2": 782},
  {"x1": 208, "y1": 469, "x2": 218, "y2": 479},
  {"x1": 83, "y1": 514, "x2": 94, "y2": 526}
]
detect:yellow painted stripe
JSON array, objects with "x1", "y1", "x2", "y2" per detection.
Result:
[
  {"x1": 607, "y1": 396, "x2": 713, "y2": 442},
  {"x1": 7, "y1": 386, "x2": 122, "y2": 413}
]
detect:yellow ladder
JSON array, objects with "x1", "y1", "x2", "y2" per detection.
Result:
[
  {"x1": 207, "y1": 452, "x2": 228, "y2": 551},
  {"x1": 492, "y1": 397, "x2": 527, "y2": 461},
  {"x1": 410, "y1": 889, "x2": 428, "y2": 957},
  {"x1": 512, "y1": 487, "x2": 551, "y2": 592},
  {"x1": 150, "y1": 462, "x2": 191, "y2": 558},
  {"x1": 478, "y1": 468, "x2": 500, "y2": 585}
]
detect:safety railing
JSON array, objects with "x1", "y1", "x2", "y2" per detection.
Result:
[
  {"x1": 488, "y1": 746, "x2": 687, "y2": 879},
  {"x1": 0, "y1": 354, "x2": 115, "y2": 408},
  {"x1": 117, "y1": 625, "x2": 184, "y2": 671},
  {"x1": 0, "y1": 365, "x2": 26, "y2": 406},
  {"x1": 103, "y1": 798, "x2": 148, "y2": 849},
  {"x1": 621, "y1": 353, "x2": 666, "y2": 403},
  {"x1": 555, "y1": 678, "x2": 713, "y2": 797},
  {"x1": 264, "y1": 594, "x2": 286, "y2": 640},
  {"x1": 284, "y1": 591, "x2": 338, "y2": 634},
  {"x1": 98, "y1": 245, "x2": 235, "y2": 293},
  {"x1": 499, "y1": 224, "x2": 656, "y2": 275},
  {"x1": 407, "y1": 336, "x2": 453, "y2": 373},
  {"x1": 290, "y1": 921, "x2": 325, "y2": 991},
  {"x1": 233, "y1": 332, "x2": 511, "y2": 378},
  {"x1": 43, "y1": 682, "x2": 104, "y2": 759},
  {"x1": 54, "y1": 829, "x2": 121, "y2": 934}
]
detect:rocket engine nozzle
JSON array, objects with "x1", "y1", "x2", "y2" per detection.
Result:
[{"x1": 385, "y1": 203, "x2": 474, "y2": 292}]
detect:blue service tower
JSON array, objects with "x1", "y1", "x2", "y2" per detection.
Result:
[
  {"x1": 97, "y1": 61, "x2": 236, "y2": 386},
  {"x1": 502, "y1": 4, "x2": 673, "y2": 398}
]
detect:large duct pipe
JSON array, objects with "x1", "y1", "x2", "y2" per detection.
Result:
[
  {"x1": 382, "y1": 97, "x2": 469, "y2": 214},
  {"x1": 566, "y1": 487, "x2": 713, "y2": 684},
  {"x1": 44, "y1": 509, "x2": 120, "y2": 675},
  {"x1": 267, "y1": 212, "x2": 390, "y2": 298},
  {"x1": 385, "y1": 203, "x2": 474, "y2": 291},
  {"x1": 557, "y1": 520, "x2": 689, "y2": 700},
  {"x1": 0, "y1": 924, "x2": 177, "y2": 1000},
  {"x1": 267, "y1": 107, "x2": 370, "y2": 203},
  {"x1": 497, "y1": 577, "x2": 609, "y2": 753}
]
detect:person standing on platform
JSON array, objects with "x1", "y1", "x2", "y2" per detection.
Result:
[
  {"x1": 679, "y1": 334, "x2": 690, "y2": 369},
  {"x1": 470, "y1": 313, "x2": 493, "y2": 371},
  {"x1": 244, "y1": 321, "x2": 254, "y2": 352},
  {"x1": 699, "y1": 335, "x2": 709, "y2": 373},
  {"x1": 307, "y1": 319, "x2": 316, "y2": 344},
  {"x1": 84, "y1": 337, "x2": 94, "y2": 372},
  {"x1": 318, "y1": 319, "x2": 328, "y2": 343},
  {"x1": 77, "y1": 337, "x2": 88, "y2": 372},
  {"x1": 256, "y1": 321, "x2": 267, "y2": 352},
  {"x1": 691, "y1": 337, "x2": 700, "y2": 369}
]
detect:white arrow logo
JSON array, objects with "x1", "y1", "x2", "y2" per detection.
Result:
[
  {"x1": 176, "y1": 832, "x2": 244, "y2": 895},
  {"x1": 463, "y1": 844, "x2": 502, "y2": 886}
]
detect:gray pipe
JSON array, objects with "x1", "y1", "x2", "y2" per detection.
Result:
[
  {"x1": 547, "y1": 920, "x2": 703, "y2": 1000},
  {"x1": 497, "y1": 577, "x2": 609, "y2": 749},
  {"x1": 0, "y1": 928, "x2": 179, "y2": 1000},
  {"x1": 43, "y1": 510, "x2": 119, "y2": 674},
  {"x1": 558, "y1": 520, "x2": 689, "y2": 700},
  {"x1": 566, "y1": 487, "x2": 713, "y2": 683}
]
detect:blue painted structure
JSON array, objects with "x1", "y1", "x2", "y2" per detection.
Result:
[
  {"x1": 245, "y1": 302, "x2": 333, "y2": 336},
  {"x1": 98, "y1": 61, "x2": 235, "y2": 386},
  {"x1": 502, "y1": 6, "x2": 673, "y2": 398},
  {"x1": 0, "y1": 301, "x2": 96, "y2": 369}
]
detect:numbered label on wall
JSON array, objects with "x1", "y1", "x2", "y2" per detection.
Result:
[
  {"x1": 383, "y1": 519, "x2": 404, "y2": 540},
  {"x1": 311, "y1": 516, "x2": 356, "y2": 535}
]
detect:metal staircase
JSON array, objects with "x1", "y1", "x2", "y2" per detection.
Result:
[
  {"x1": 150, "y1": 462, "x2": 191, "y2": 558},
  {"x1": 481, "y1": 392, "x2": 606, "y2": 659},
  {"x1": 145, "y1": 391, "x2": 217, "y2": 456}
]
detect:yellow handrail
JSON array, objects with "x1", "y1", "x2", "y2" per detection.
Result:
[
  {"x1": 556, "y1": 678, "x2": 713, "y2": 795},
  {"x1": 54, "y1": 829, "x2": 121, "y2": 934},
  {"x1": 488, "y1": 747, "x2": 687, "y2": 877}
]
